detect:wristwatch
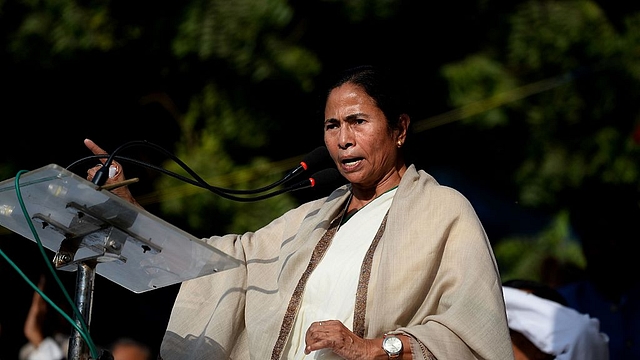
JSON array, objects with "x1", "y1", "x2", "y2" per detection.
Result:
[{"x1": 382, "y1": 334, "x2": 403, "y2": 359}]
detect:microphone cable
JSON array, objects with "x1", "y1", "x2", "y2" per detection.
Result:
[{"x1": 67, "y1": 140, "x2": 341, "y2": 202}]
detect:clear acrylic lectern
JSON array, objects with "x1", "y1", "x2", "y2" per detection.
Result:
[{"x1": 0, "y1": 164, "x2": 242, "y2": 359}]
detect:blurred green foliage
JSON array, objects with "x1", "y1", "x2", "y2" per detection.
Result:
[
  {"x1": 440, "y1": 1, "x2": 640, "y2": 281},
  {"x1": 1, "y1": 0, "x2": 639, "y2": 283}
]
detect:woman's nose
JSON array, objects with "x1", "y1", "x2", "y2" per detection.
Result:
[{"x1": 338, "y1": 128, "x2": 354, "y2": 149}]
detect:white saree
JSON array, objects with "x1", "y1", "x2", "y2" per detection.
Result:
[{"x1": 284, "y1": 189, "x2": 396, "y2": 359}]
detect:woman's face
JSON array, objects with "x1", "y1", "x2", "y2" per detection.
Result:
[{"x1": 324, "y1": 82, "x2": 405, "y2": 190}]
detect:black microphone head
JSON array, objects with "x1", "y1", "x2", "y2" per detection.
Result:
[
  {"x1": 285, "y1": 168, "x2": 344, "y2": 198},
  {"x1": 300, "y1": 146, "x2": 333, "y2": 172},
  {"x1": 309, "y1": 168, "x2": 343, "y2": 188},
  {"x1": 285, "y1": 146, "x2": 334, "y2": 182}
]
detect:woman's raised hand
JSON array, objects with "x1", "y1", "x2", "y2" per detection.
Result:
[{"x1": 84, "y1": 138, "x2": 140, "y2": 207}]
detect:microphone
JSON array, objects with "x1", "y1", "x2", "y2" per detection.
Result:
[
  {"x1": 284, "y1": 146, "x2": 333, "y2": 181},
  {"x1": 91, "y1": 164, "x2": 112, "y2": 186},
  {"x1": 238, "y1": 168, "x2": 343, "y2": 202},
  {"x1": 290, "y1": 168, "x2": 343, "y2": 191},
  {"x1": 220, "y1": 146, "x2": 334, "y2": 195}
]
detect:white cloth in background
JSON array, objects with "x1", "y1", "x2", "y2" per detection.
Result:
[
  {"x1": 19, "y1": 334, "x2": 68, "y2": 360},
  {"x1": 503, "y1": 286, "x2": 609, "y2": 360}
]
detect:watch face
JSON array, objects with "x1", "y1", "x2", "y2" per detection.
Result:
[{"x1": 383, "y1": 335, "x2": 403, "y2": 354}]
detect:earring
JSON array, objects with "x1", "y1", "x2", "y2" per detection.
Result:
[{"x1": 397, "y1": 141, "x2": 403, "y2": 148}]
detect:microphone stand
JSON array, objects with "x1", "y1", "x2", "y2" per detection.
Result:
[{"x1": 68, "y1": 260, "x2": 97, "y2": 360}]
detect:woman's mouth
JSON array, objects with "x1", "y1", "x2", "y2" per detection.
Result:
[{"x1": 341, "y1": 158, "x2": 362, "y2": 170}]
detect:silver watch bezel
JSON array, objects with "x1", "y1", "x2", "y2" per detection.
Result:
[{"x1": 382, "y1": 334, "x2": 403, "y2": 358}]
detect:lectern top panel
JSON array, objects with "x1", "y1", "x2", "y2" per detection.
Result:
[{"x1": 0, "y1": 164, "x2": 242, "y2": 293}]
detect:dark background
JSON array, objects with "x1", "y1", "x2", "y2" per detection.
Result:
[{"x1": 1, "y1": 1, "x2": 638, "y2": 359}]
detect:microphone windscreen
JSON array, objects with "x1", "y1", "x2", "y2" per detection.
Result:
[
  {"x1": 309, "y1": 168, "x2": 343, "y2": 188},
  {"x1": 300, "y1": 146, "x2": 333, "y2": 172}
]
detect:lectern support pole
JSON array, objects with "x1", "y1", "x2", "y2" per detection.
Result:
[{"x1": 68, "y1": 260, "x2": 97, "y2": 360}]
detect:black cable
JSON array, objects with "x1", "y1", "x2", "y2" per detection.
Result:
[
  {"x1": 68, "y1": 154, "x2": 211, "y2": 189},
  {"x1": 68, "y1": 141, "x2": 339, "y2": 202}
]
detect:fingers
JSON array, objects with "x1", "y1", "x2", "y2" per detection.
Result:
[
  {"x1": 108, "y1": 162, "x2": 120, "y2": 178},
  {"x1": 304, "y1": 320, "x2": 360, "y2": 357},
  {"x1": 83, "y1": 138, "x2": 140, "y2": 207},
  {"x1": 32, "y1": 276, "x2": 46, "y2": 303},
  {"x1": 86, "y1": 163, "x2": 122, "y2": 182},
  {"x1": 84, "y1": 138, "x2": 108, "y2": 164},
  {"x1": 37, "y1": 274, "x2": 46, "y2": 290},
  {"x1": 84, "y1": 138, "x2": 124, "y2": 180}
]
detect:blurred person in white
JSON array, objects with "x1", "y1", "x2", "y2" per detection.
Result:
[
  {"x1": 19, "y1": 275, "x2": 68, "y2": 360},
  {"x1": 18, "y1": 275, "x2": 154, "y2": 360},
  {"x1": 503, "y1": 279, "x2": 609, "y2": 360}
]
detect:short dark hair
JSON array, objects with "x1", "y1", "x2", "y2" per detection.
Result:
[{"x1": 326, "y1": 64, "x2": 411, "y2": 132}]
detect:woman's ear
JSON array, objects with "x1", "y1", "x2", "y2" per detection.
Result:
[{"x1": 397, "y1": 113, "x2": 410, "y2": 143}]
